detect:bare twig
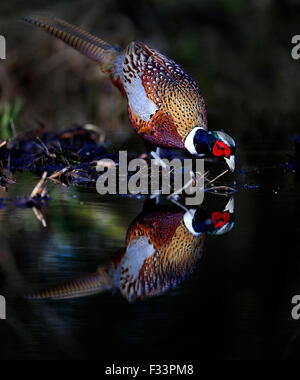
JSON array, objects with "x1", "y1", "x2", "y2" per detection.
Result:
[
  {"x1": 49, "y1": 167, "x2": 70, "y2": 180},
  {"x1": 150, "y1": 151, "x2": 167, "y2": 169},
  {"x1": 169, "y1": 197, "x2": 190, "y2": 213},
  {"x1": 206, "y1": 185, "x2": 236, "y2": 195},
  {"x1": 84, "y1": 124, "x2": 106, "y2": 144},
  {"x1": 207, "y1": 169, "x2": 229, "y2": 186},
  {"x1": 32, "y1": 207, "x2": 47, "y2": 228},
  {"x1": 168, "y1": 170, "x2": 206, "y2": 199},
  {"x1": 28, "y1": 172, "x2": 49, "y2": 228},
  {"x1": 36, "y1": 137, "x2": 56, "y2": 159},
  {"x1": 30, "y1": 172, "x2": 48, "y2": 198}
]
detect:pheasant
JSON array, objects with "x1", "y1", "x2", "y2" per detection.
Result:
[
  {"x1": 27, "y1": 198, "x2": 234, "y2": 303},
  {"x1": 22, "y1": 16, "x2": 236, "y2": 171}
]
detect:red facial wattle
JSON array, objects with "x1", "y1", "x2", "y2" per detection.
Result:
[
  {"x1": 212, "y1": 140, "x2": 231, "y2": 158},
  {"x1": 212, "y1": 211, "x2": 230, "y2": 229}
]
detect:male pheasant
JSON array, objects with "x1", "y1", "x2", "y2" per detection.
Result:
[
  {"x1": 22, "y1": 16, "x2": 236, "y2": 171},
  {"x1": 27, "y1": 198, "x2": 234, "y2": 303}
]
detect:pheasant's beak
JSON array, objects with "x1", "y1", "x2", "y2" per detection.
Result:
[
  {"x1": 224, "y1": 155, "x2": 235, "y2": 172},
  {"x1": 224, "y1": 197, "x2": 235, "y2": 213}
]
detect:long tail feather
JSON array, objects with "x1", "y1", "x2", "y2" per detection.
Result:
[
  {"x1": 22, "y1": 15, "x2": 121, "y2": 70},
  {"x1": 27, "y1": 268, "x2": 115, "y2": 300}
]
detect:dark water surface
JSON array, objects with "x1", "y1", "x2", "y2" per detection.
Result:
[{"x1": 0, "y1": 149, "x2": 299, "y2": 361}]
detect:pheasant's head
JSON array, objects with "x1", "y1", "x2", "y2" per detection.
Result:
[
  {"x1": 183, "y1": 197, "x2": 235, "y2": 236},
  {"x1": 185, "y1": 128, "x2": 236, "y2": 172}
]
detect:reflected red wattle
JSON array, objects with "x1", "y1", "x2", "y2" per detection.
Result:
[{"x1": 212, "y1": 211, "x2": 230, "y2": 229}]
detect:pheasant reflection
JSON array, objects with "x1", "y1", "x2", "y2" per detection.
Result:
[{"x1": 30, "y1": 198, "x2": 234, "y2": 303}]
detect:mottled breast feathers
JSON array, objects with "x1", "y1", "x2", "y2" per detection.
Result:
[{"x1": 112, "y1": 210, "x2": 205, "y2": 302}]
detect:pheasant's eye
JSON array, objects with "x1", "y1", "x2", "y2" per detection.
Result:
[{"x1": 212, "y1": 140, "x2": 231, "y2": 157}]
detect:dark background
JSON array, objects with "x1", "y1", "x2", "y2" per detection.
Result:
[
  {"x1": 0, "y1": 0, "x2": 299, "y2": 362},
  {"x1": 1, "y1": 0, "x2": 300, "y2": 149}
]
